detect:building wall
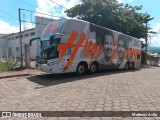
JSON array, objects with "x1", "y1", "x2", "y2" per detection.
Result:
[
  {"x1": 35, "y1": 16, "x2": 55, "y2": 37},
  {"x1": 0, "y1": 16, "x2": 55, "y2": 60},
  {"x1": 0, "y1": 28, "x2": 38, "y2": 59},
  {"x1": 0, "y1": 37, "x2": 8, "y2": 57}
]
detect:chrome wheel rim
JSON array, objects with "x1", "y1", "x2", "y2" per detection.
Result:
[
  {"x1": 91, "y1": 64, "x2": 96, "y2": 72},
  {"x1": 78, "y1": 66, "x2": 84, "y2": 74}
]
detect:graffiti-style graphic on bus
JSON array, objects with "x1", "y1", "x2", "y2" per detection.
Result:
[
  {"x1": 31, "y1": 19, "x2": 141, "y2": 74},
  {"x1": 57, "y1": 30, "x2": 102, "y2": 72}
]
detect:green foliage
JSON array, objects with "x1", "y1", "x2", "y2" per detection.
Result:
[
  {"x1": 65, "y1": 0, "x2": 153, "y2": 39},
  {"x1": 0, "y1": 58, "x2": 19, "y2": 71}
]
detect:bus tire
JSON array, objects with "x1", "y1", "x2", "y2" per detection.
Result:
[
  {"x1": 90, "y1": 62, "x2": 98, "y2": 74},
  {"x1": 76, "y1": 63, "x2": 87, "y2": 75},
  {"x1": 129, "y1": 62, "x2": 134, "y2": 70}
]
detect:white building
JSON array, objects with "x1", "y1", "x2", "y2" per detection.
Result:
[
  {"x1": 0, "y1": 28, "x2": 38, "y2": 60},
  {"x1": 0, "y1": 16, "x2": 59, "y2": 60}
]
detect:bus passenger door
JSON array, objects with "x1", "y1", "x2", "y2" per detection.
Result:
[{"x1": 59, "y1": 48, "x2": 71, "y2": 72}]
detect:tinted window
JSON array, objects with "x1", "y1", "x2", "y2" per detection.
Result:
[{"x1": 31, "y1": 32, "x2": 35, "y2": 36}]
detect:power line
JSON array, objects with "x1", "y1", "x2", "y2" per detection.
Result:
[
  {"x1": 49, "y1": 0, "x2": 68, "y2": 10},
  {"x1": 0, "y1": 9, "x2": 18, "y2": 19},
  {"x1": 20, "y1": 8, "x2": 66, "y2": 19},
  {"x1": 16, "y1": 1, "x2": 69, "y2": 23},
  {"x1": 0, "y1": 7, "x2": 67, "y2": 33},
  {"x1": 0, "y1": 16, "x2": 18, "y2": 21},
  {"x1": 17, "y1": 0, "x2": 38, "y2": 8},
  {"x1": 0, "y1": 10, "x2": 64, "y2": 26},
  {"x1": 17, "y1": 0, "x2": 52, "y2": 14},
  {"x1": 17, "y1": 0, "x2": 68, "y2": 16}
]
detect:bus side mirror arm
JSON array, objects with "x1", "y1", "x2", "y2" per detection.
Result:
[
  {"x1": 49, "y1": 35, "x2": 55, "y2": 45},
  {"x1": 30, "y1": 37, "x2": 40, "y2": 46}
]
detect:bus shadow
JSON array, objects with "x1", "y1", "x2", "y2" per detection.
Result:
[{"x1": 27, "y1": 68, "x2": 141, "y2": 88}]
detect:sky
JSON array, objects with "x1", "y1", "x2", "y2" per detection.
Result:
[{"x1": 0, "y1": 0, "x2": 160, "y2": 47}]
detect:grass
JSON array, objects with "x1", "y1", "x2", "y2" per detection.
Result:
[{"x1": 0, "y1": 58, "x2": 20, "y2": 71}]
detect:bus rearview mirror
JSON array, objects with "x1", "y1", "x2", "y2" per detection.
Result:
[{"x1": 30, "y1": 37, "x2": 40, "y2": 46}]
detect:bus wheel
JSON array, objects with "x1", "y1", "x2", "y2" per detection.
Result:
[
  {"x1": 124, "y1": 62, "x2": 129, "y2": 70},
  {"x1": 76, "y1": 63, "x2": 87, "y2": 75},
  {"x1": 90, "y1": 62, "x2": 98, "y2": 74},
  {"x1": 129, "y1": 62, "x2": 134, "y2": 70}
]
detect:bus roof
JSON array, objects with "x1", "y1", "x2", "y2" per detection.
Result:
[{"x1": 65, "y1": 18, "x2": 141, "y2": 41}]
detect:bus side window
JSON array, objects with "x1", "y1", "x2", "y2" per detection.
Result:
[{"x1": 137, "y1": 54, "x2": 140, "y2": 59}]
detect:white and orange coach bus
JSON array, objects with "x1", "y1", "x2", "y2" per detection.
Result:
[{"x1": 30, "y1": 18, "x2": 141, "y2": 75}]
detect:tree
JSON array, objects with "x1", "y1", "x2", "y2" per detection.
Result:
[{"x1": 65, "y1": 0, "x2": 153, "y2": 39}]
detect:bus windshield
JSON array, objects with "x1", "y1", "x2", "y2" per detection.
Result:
[{"x1": 37, "y1": 38, "x2": 60, "y2": 63}]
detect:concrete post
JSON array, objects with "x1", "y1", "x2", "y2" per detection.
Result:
[
  {"x1": 6, "y1": 48, "x2": 8, "y2": 60},
  {"x1": 24, "y1": 44, "x2": 30, "y2": 69},
  {"x1": 14, "y1": 47, "x2": 16, "y2": 62},
  {"x1": 0, "y1": 48, "x2": 2, "y2": 62}
]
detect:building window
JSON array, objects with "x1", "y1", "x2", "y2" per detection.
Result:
[
  {"x1": 16, "y1": 47, "x2": 19, "y2": 51},
  {"x1": 8, "y1": 38, "x2": 10, "y2": 40},
  {"x1": 31, "y1": 32, "x2": 35, "y2": 36},
  {"x1": 20, "y1": 35, "x2": 23, "y2": 38},
  {"x1": 25, "y1": 34, "x2": 28, "y2": 37},
  {"x1": 9, "y1": 48, "x2": 11, "y2": 55},
  {"x1": 12, "y1": 37, "x2": 14, "y2": 40},
  {"x1": 16, "y1": 36, "x2": 18, "y2": 39}
]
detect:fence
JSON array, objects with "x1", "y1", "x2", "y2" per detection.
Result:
[
  {"x1": 0, "y1": 8, "x2": 65, "y2": 70},
  {"x1": 147, "y1": 55, "x2": 160, "y2": 66},
  {"x1": 0, "y1": 47, "x2": 19, "y2": 62},
  {"x1": 0, "y1": 46, "x2": 37, "y2": 69}
]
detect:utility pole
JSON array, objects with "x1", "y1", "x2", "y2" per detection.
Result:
[
  {"x1": 19, "y1": 8, "x2": 23, "y2": 68},
  {"x1": 145, "y1": 22, "x2": 148, "y2": 64},
  {"x1": 148, "y1": 31, "x2": 157, "y2": 65},
  {"x1": 149, "y1": 34, "x2": 152, "y2": 65}
]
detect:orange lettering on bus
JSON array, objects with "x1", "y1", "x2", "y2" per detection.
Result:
[
  {"x1": 57, "y1": 30, "x2": 78, "y2": 61},
  {"x1": 63, "y1": 32, "x2": 86, "y2": 72},
  {"x1": 57, "y1": 30, "x2": 103, "y2": 72}
]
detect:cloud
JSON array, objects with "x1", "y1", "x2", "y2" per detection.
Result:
[
  {"x1": 23, "y1": 21, "x2": 35, "y2": 30},
  {"x1": 117, "y1": 0, "x2": 124, "y2": 3},
  {"x1": 152, "y1": 23, "x2": 160, "y2": 33},
  {"x1": 149, "y1": 34, "x2": 160, "y2": 47},
  {"x1": 0, "y1": 19, "x2": 35, "y2": 34},
  {"x1": 35, "y1": 0, "x2": 137, "y2": 19},
  {"x1": 150, "y1": 35, "x2": 160, "y2": 47},
  {"x1": 117, "y1": 0, "x2": 134, "y2": 3},
  {"x1": 36, "y1": 0, "x2": 81, "y2": 18},
  {"x1": 0, "y1": 20, "x2": 19, "y2": 34},
  {"x1": 149, "y1": 23, "x2": 160, "y2": 47}
]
